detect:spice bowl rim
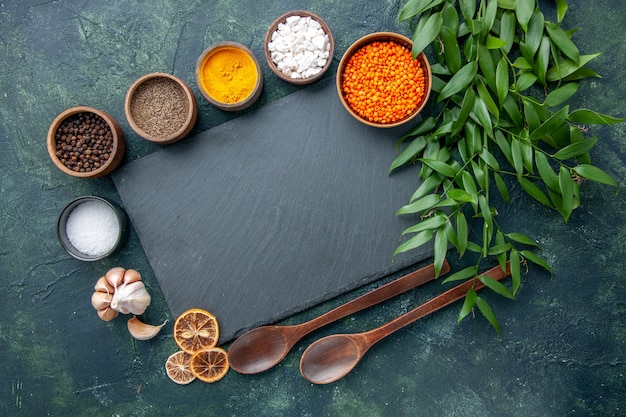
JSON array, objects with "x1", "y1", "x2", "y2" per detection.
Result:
[
  {"x1": 336, "y1": 31, "x2": 432, "y2": 129},
  {"x1": 264, "y1": 10, "x2": 335, "y2": 86},
  {"x1": 124, "y1": 72, "x2": 198, "y2": 145},
  {"x1": 57, "y1": 196, "x2": 129, "y2": 262},
  {"x1": 195, "y1": 41, "x2": 264, "y2": 112},
  {"x1": 46, "y1": 106, "x2": 125, "y2": 178}
]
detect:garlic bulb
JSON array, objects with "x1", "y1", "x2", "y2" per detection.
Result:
[
  {"x1": 127, "y1": 316, "x2": 167, "y2": 340},
  {"x1": 92, "y1": 267, "x2": 151, "y2": 320}
]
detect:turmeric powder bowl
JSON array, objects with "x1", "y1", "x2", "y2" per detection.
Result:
[
  {"x1": 337, "y1": 32, "x2": 432, "y2": 128},
  {"x1": 195, "y1": 42, "x2": 263, "y2": 112}
]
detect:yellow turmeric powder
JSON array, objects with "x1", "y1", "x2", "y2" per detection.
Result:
[{"x1": 200, "y1": 47, "x2": 258, "y2": 104}]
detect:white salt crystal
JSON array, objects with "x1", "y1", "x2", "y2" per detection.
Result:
[{"x1": 65, "y1": 200, "x2": 119, "y2": 256}]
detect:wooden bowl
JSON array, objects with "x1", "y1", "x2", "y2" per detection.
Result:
[
  {"x1": 264, "y1": 10, "x2": 334, "y2": 85},
  {"x1": 125, "y1": 72, "x2": 198, "y2": 144},
  {"x1": 195, "y1": 42, "x2": 263, "y2": 112},
  {"x1": 336, "y1": 32, "x2": 432, "y2": 128},
  {"x1": 47, "y1": 106, "x2": 125, "y2": 178}
]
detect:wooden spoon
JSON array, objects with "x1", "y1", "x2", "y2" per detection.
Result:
[
  {"x1": 299, "y1": 262, "x2": 511, "y2": 384},
  {"x1": 228, "y1": 259, "x2": 450, "y2": 374}
]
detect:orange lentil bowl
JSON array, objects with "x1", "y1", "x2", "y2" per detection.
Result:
[{"x1": 337, "y1": 32, "x2": 432, "y2": 128}]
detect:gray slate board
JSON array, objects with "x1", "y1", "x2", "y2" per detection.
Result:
[{"x1": 112, "y1": 77, "x2": 433, "y2": 343}]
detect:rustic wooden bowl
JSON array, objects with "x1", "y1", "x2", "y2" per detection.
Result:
[
  {"x1": 336, "y1": 32, "x2": 432, "y2": 128},
  {"x1": 47, "y1": 106, "x2": 125, "y2": 178},
  {"x1": 264, "y1": 10, "x2": 334, "y2": 85},
  {"x1": 125, "y1": 72, "x2": 198, "y2": 144},
  {"x1": 195, "y1": 42, "x2": 263, "y2": 112}
]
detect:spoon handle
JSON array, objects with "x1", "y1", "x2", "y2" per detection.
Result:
[
  {"x1": 294, "y1": 259, "x2": 450, "y2": 339},
  {"x1": 366, "y1": 262, "x2": 511, "y2": 345}
]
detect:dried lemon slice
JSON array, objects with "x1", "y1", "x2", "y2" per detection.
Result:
[
  {"x1": 165, "y1": 351, "x2": 196, "y2": 385},
  {"x1": 190, "y1": 347, "x2": 229, "y2": 383},
  {"x1": 174, "y1": 308, "x2": 219, "y2": 353}
]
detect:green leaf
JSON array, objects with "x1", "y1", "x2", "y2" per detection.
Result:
[
  {"x1": 394, "y1": 230, "x2": 434, "y2": 258},
  {"x1": 458, "y1": 288, "x2": 477, "y2": 322},
  {"x1": 410, "y1": 174, "x2": 443, "y2": 202},
  {"x1": 567, "y1": 109, "x2": 626, "y2": 125},
  {"x1": 523, "y1": 10, "x2": 545, "y2": 59},
  {"x1": 506, "y1": 232, "x2": 538, "y2": 246},
  {"x1": 572, "y1": 164, "x2": 618, "y2": 187},
  {"x1": 434, "y1": 228, "x2": 449, "y2": 277},
  {"x1": 462, "y1": 170, "x2": 479, "y2": 209},
  {"x1": 563, "y1": 67, "x2": 602, "y2": 82},
  {"x1": 520, "y1": 250, "x2": 552, "y2": 276},
  {"x1": 494, "y1": 172, "x2": 510, "y2": 203},
  {"x1": 420, "y1": 159, "x2": 459, "y2": 177},
  {"x1": 536, "y1": 36, "x2": 551, "y2": 86},
  {"x1": 494, "y1": 130, "x2": 513, "y2": 166},
  {"x1": 544, "y1": 83, "x2": 579, "y2": 107},
  {"x1": 479, "y1": 275, "x2": 515, "y2": 299},
  {"x1": 558, "y1": 166, "x2": 574, "y2": 221},
  {"x1": 389, "y1": 137, "x2": 427, "y2": 173},
  {"x1": 499, "y1": 10, "x2": 516, "y2": 53},
  {"x1": 545, "y1": 21, "x2": 579, "y2": 63},
  {"x1": 516, "y1": 72, "x2": 537, "y2": 91},
  {"x1": 547, "y1": 53, "x2": 602, "y2": 81},
  {"x1": 398, "y1": 116, "x2": 437, "y2": 145},
  {"x1": 487, "y1": 242, "x2": 513, "y2": 256},
  {"x1": 398, "y1": 193, "x2": 441, "y2": 215},
  {"x1": 456, "y1": 211, "x2": 469, "y2": 256},
  {"x1": 497, "y1": 0, "x2": 515, "y2": 10},
  {"x1": 486, "y1": 35, "x2": 507, "y2": 50},
  {"x1": 555, "y1": 0, "x2": 568, "y2": 21},
  {"x1": 400, "y1": 0, "x2": 445, "y2": 21},
  {"x1": 553, "y1": 136, "x2": 598, "y2": 160},
  {"x1": 529, "y1": 105, "x2": 569, "y2": 141},
  {"x1": 502, "y1": 95, "x2": 523, "y2": 128},
  {"x1": 448, "y1": 188, "x2": 476, "y2": 203},
  {"x1": 453, "y1": 87, "x2": 476, "y2": 134},
  {"x1": 495, "y1": 57, "x2": 509, "y2": 107},
  {"x1": 443, "y1": 265, "x2": 478, "y2": 284},
  {"x1": 511, "y1": 139, "x2": 524, "y2": 175},
  {"x1": 479, "y1": 148, "x2": 500, "y2": 171},
  {"x1": 475, "y1": 296, "x2": 501, "y2": 334},
  {"x1": 439, "y1": 61, "x2": 478, "y2": 102},
  {"x1": 459, "y1": 0, "x2": 477, "y2": 22},
  {"x1": 518, "y1": 176, "x2": 553, "y2": 207},
  {"x1": 441, "y1": 2, "x2": 460, "y2": 34},
  {"x1": 476, "y1": 79, "x2": 499, "y2": 119},
  {"x1": 401, "y1": 214, "x2": 448, "y2": 236},
  {"x1": 513, "y1": 56, "x2": 533, "y2": 70},
  {"x1": 440, "y1": 25, "x2": 462, "y2": 73},
  {"x1": 472, "y1": 96, "x2": 494, "y2": 134},
  {"x1": 478, "y1": 194, "x2": 493, "y2": 233},
  {"x1": 520, "y1": 138, "x2": 534, "y2": 174},
  {"x1": 535, "y1": 150, "x2": 560, "y2": 192},
  {"x1": 515, "y1": 0, "x2": 535, "y2": 33},
  {"x1": 482, "y1": 0, "x2": 498, "y2": 35},
  {"x1": 412, "y1": 12, "x2": 444, "y2": 56},
  {"x1": 510, "y1": 249, "x2": 521, "y2": 294},
  {"x1": 477, "y1": 44, "x2": 496, "y2": 91}
]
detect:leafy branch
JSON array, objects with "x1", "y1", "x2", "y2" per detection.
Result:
[{"x1": 392, "y1": 0, "x2": 625, "y2": 332}]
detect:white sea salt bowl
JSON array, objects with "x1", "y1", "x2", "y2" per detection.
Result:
[
  {"x1": 264, "y1": 10, "x2": 334, "y2": 85},
  {"x1": 57, "y1": 196, "x2": 129, "y2": 261}
]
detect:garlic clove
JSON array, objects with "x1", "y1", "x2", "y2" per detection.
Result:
[
  {"x1": 98, "y1": 307, "x2": 119, "y2": 321},
  {"x1": 105, "y1": 266, "x2": 126, "y2": 288},
  {"x1": 123, "y1": 268, "x2": 142, "y2": 285},
  {"x1": 110, "y1": 280, "x2": 151, "y2": 315},
  {"x1": 91, "y1": 291, "x2": 113, "y2": 310},
  {"x1": 127, "y1": 316, "x2": 168, "y2": 340},
  {"x1": 94, "y1": 276, "x2": 114, "y2": 294}
]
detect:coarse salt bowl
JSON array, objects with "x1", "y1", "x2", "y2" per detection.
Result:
[
  {"x1": 264, "y1": 10, "x2": 334, "y2": 85},
  {"x1": 57, "y1": 196, "x2": 129, "y2": 262},
  {"x1": 125, "y1": 72, "x2": 198, "y2": 144},
  {"x1": 195, "y1": 42, "x2": 263, "y2": 112},
  {"x1": 337, "y1": 32, "x2": 432, "y2": 128},
  {"x1": 47, "y1": 106, "x2": 125, "y2": 178}
]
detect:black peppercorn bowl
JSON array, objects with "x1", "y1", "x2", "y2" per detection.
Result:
[
  {"x1": 47, "y1": 106, "x2": 125, "y2": 178},
  {"x1": 57, "y1": 196, "x2": 129, "y2": 262}
]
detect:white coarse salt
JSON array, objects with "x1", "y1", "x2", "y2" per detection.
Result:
[
  {"x1": 65, "y1": 200, "x2": 119, "y2": 256},
  {"x1": 268, "y1": 15, "x2": 331, "y2": 79}
]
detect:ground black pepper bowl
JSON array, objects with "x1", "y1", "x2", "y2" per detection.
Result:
[
  {"x1": 264, "y1": 10, "x2": 334, "y2": 85},
  {"x1": 124, "y1": 72, "x2": 198, "y2": 144},
  {"x1": 47, "y1": 106, "x2": 125, "y2": 178},
  {"x1": 57, "y1": 196, "x2": 129, "y2": 262}
]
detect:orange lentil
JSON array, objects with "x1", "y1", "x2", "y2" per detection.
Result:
[{"x1": 342, "y1": 41, "x2": 425, "y2": 124}]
